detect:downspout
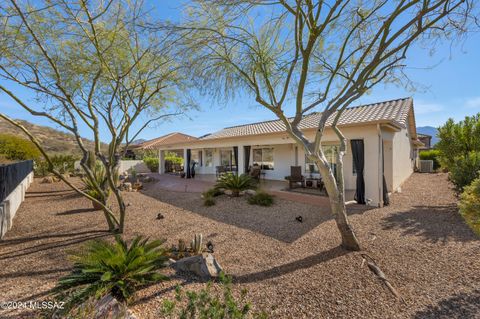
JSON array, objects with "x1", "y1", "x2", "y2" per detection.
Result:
[{"x1": 377, "y1": 124, "x2": 384, "y2": 208}]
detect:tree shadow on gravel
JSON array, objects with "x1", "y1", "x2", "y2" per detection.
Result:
[
  {"x1": 0, "y1": 230, "x2": 110, "y2": 261},
  {"x1": 0, "y1": 229, "x2": 106, "y2": 245},
  {"x1": 234, "y1": 246, "x2": 349, "y2": 283},
  {"x1": 25, "y1": 189, "x2": 75, "y2": 198},
  {"x1": 414, "y1": 289, "x2": 480, "y2": 319},
  {"x1": 56, "y1": 207, "x2": 96, "y2": 215},
  {"x1": 381, "y1": 205, "x2": 477, "y2": 243},
  {"x1": 0, "y1": 267, "x2": 71, "y2": 280}
]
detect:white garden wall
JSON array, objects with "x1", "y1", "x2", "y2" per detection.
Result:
[{"x1": 0, "y1": 171, "x2": 34, "y2": 239}]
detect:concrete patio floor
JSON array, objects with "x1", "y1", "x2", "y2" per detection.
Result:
[{"x1": 147, "y1": 173, "x2": 356, "y2": 207}]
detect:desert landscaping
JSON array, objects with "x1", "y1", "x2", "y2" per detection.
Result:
[{"x1": 1, "y1": 172, "x2": 479, "y2": 318}]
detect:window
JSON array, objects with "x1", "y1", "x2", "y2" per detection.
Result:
[
  {"x1": 305, "y1": 145, "x2": 338, "y2": 175},
  {"x1": 253, "y1": 147, "x2": 274, "y2": 170},
  {"x1": 205, "y1": 149, "x2": 213, "y2": 167},
  {"x1": 220, "y1": 149, "x2": 236, "y2": 167},
  {"x1": 191, "y1": 150, "x2": 200, "y2": 166}
]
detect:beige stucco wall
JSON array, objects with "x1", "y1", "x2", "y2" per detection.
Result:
[{"x1": 390, "y1": 126, "x2": 416, "y2": 191}]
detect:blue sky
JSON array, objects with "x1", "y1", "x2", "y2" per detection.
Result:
[{"x1": 1, "y1": 1, "x2": 480, "y2": 142}]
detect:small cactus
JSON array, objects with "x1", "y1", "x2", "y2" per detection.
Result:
[
  {"x1": 178, "y1": 239, "x2": 187, "y2": 252},
  {"x1": 190, "y1": 233, "x2": 203, "y2": 255}
]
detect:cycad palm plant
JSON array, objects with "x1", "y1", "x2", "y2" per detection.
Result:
[
  {"x1": 53, "y1": 236, "x2": 169, "y2": 312},
  {"x1": 215, "y1": 173, "x2": 256, "y2": 197}
]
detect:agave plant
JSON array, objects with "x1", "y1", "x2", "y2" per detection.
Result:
[
  {"x1": 53, "y1": 236, "x2": 169, "y2": 312},
  {"x1": 215, "y1": 173, "x2": 256, "y2": 197},
  {"x1": 82, "y1": 163, "x2": 119, "y2": 209}
]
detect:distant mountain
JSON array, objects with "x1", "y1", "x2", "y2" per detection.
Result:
[
  {"x1": 131, "y1": 139, "x2": 147, "y2": 145},
  {"x1": 417, "y1": 126, "x2": 439, "y2": 145},
  {"x1": 0, "y1": 118, "x2": 107, "y2": 156}
]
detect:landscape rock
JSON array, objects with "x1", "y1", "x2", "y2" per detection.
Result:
[
  {"x1": 142, "y1": 176, "x2": 154, "y2": 183},
  {"x1": 41, "y1": 176, "x2": 54, "y2": 184},
  {"x1": 132, "y1": 182, "x2": 143, "y2": 190},
  {"x1": 244, "y1": 189, "x2": 257, "y2": 196},
  {"x1": 172, "y1": 253, "x2": 223, "y2": 280},
  {"x1": 224, "y1": 190, "x2": 233, "y2": 196},
  {"x1": 122, "y1": 182, "x2": 133, "y2": 192},
  {"x1": 72, "y1": 294, "x2": 137, "y2": 319}
]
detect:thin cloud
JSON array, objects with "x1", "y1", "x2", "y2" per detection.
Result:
[
  {"x1": 465, "y1": 97, "x2": 480, "y2": 109},
  {"x1": 414, "y1": 101, "x2": 444, "y2": 114}
]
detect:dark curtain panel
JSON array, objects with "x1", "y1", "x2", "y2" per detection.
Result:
[
  {"x1": 382, "y1": 141, "x2": 390, "y2": 206},
  {"x1": 350, "y1": 140, "x2": 366, "y2": 204},
  {"x1": 244, "y1": 146, "x2": 251, "y2": 173},
  {"x1": 233, "y1": 147, "x2": 239, "y2": 173},
  {"x1": 186, "y1": 149, "x2": 191, "y2": 178}
]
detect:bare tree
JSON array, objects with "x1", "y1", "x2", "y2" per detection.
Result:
[
  {"x1": 0, "y1": 0, "x2": 191, "y2": 232},
  {"x1": 176, "y1": 0, "x2": 477, "y2": 250}
]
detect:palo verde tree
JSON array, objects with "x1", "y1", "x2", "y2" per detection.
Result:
[
  {"x1": 177, "y1": 0, "x2": 477, "y2": 250},
  {"x1": 0, "y1": 0, "x2": 190, "y2": 232}
]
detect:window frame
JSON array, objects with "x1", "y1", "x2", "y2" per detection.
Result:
[
  {"x1": 252, "y1": 147, "x2": 274, "y2": 170},
  {"x1": 204, "y1": 149, "x2": 213, "y2": 167}
]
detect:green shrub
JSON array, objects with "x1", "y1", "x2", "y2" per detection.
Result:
[
  {"x1": 165, "y1": 151, "x2": 183, "y2": 164},
  {"x1": 248, "y1": 191, "x2": 274, "y2": 207},
  {"x1": 419, "y1": 149, "x2": 441, "y2": 170},
  {"x1": 448, "y1": 152, "x2": 480, "y2": 192},
  {"x1": 215, "y1": 173, "x2": 256, "y2": 197},
  {"x1": 204, "y1": 187, "x2": 224, "y2": 198},
  {"x1": 34, "y1": 154, "x2": 77, "y2": 176},
  {"x1": 203, "y1": 196, "x2": 216, "y2": 206},
  {"x1": 460, "y1": 177, "x2": 480, "y2": 236},
  {"x1": 160, "y1": 273, "x2": 268, "y2": 319},
  {"x1": 144, "y1": 156, "x2": 159, "y2": 172},
  {"x1": 436, "y1": 114, "x2": 480, "y2": 170},
  {"x1": 53, "y1": 236, "x2": 168, "y2": 313},
  {"x1": 0, "y1": 133, "x2": 41, "y2": 161}
]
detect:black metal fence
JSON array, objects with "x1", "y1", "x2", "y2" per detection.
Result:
[{"x1": 0, "y1": 160, "x2": 33, "y2": 203}]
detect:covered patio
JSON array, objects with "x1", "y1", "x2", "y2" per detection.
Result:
[{"x1": 145, "y1": 173, "x2": 355, "y2": 207}]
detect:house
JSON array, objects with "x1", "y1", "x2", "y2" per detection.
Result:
[
  {"x1": 417, "y1": 133, "x2": 432, "y2": 150},
  {"x1": 125, "y1": 132, "x2": 198, "y2": 160},
  {"x1": 152, "y1": 98, "x2": 423, "y2": 207}
]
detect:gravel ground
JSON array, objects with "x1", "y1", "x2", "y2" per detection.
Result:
[{"x1": 0, "y1": 173, "x2": 479, "y2": 318}]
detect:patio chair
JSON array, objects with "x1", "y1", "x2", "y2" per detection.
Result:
[
  {"x1": 216, "y1": 165, "x2": 226, "y2": 178},
  {"x1": 249, "y1": 166, "x2": 261, "y2": 180},
  {"x1": 285, "y1": 166, "x2": 305, "y2": 189}
]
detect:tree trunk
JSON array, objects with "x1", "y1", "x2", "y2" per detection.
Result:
[
  {"x1": 331, "y1": 197, "x2": 361, "y2": 251},
  {"x1": 317, "y1": 158, "x2": 361, "y2": 251}
]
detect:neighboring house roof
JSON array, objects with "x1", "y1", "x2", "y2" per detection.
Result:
[
  {"x1": 200, "y1": 97, "x2": 415, "y2": 141},
  {"x1": 417, "y1": 133, "x2": 432, "y2": 138},
  {"x1": 134, "y1": 132, "x2": 198, "y2": 150}
]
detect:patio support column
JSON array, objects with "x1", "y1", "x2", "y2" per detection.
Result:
[
  {"x1": 183, "y1": 148, "x2": 188, "y2": 176},
  {"x1": 237, "y1": 146, "x2": 245, "y2": 175},
  {"x1": 159, "y1": 149, "x2": 165, "y2": 174}
]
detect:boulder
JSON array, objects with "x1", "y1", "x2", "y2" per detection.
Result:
[
  {"x1": 132, "y1": 181, "x2": 143, "y2": 190},
  {"x1": 122, "y1": 182, "x2": 133, "y2": 192},
  {"x1": 244, "y1": 189, "x2": 257, "y2": 196},
  {"x1": 224, "y1": 190, "x2": 233, "y2": 196},
  {"x1": 41, "y1": 176, "x2": 54, "y2": 184},
  {"x1": 92, "y1": 294, "x2": 137, "y2": 319},
  {"x1": 172, "y1": 253, "x2": 223, "y2": 280},
  {"x1": 68, "y1": 294, "x2": 137, "y2": 319},
  {"x1": 142, "y1": 176, "x2": 154, "y2": 183}
]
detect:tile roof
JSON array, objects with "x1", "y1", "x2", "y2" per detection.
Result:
[
  {"x1": 136, "y1": 132, "x2": 198, "y2": 149},
  {"x1": 200, "y1": 97, "x2": 413, "y2": 140}
]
